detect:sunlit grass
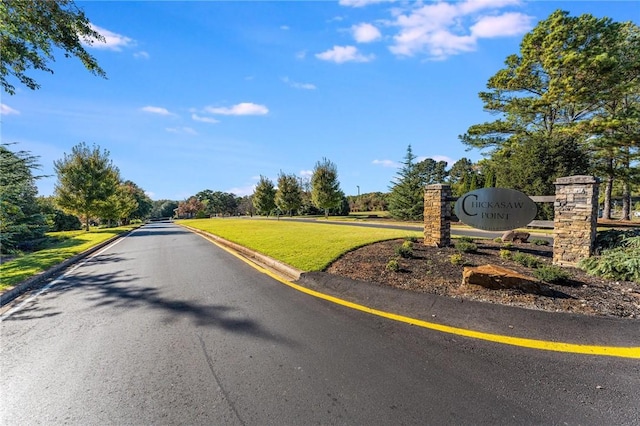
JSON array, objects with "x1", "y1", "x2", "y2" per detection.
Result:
[
  {"x1": 0, "y1": 226, "x2": 137, "y2": 291},
  {"x1": 178, "y1": 218, "x2": 422, "y2": 271}
]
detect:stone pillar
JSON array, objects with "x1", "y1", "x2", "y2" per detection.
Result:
[
  {"x1": 424, "y1": 184, "x2": 451, "y2": 247},
  {"x1": 553, "y1": 176, "x2": 599, "y2": 266}
]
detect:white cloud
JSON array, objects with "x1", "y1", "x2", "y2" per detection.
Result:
[
  {"x1": 166, "y1": 127, "x2": 198, "y2": 135},
  {"x1": 282, "y1": 77, "x2": 317, "y2": 90},
  {"x1": 299, "y1": 170, "x2": 313, "y2": 178},
  {"x1": 227, "y1": 185, "x2": 256, "y2": 197},
  {"x1": 389, "y1": 0, "x2": 532, "y2": 59},
  {"x1": 316, "y1": 45, "x2": 375, "y2": 63},
  {"x1": 339, "y1": 0, "x2": 396, "y2": 7},
  {"x1": 471, "y1": 12, "x2": 533, "y2": 38},
  {"x1": 296, "y1": 50, "x2": 307, "y2": 60},
  {"x1": 0, "y1": 103, "x2": 19, "y2": 115},
  {"x1": 353, "y1": 23, "x2": 382, "y2": 43},
  {"x1": 141, "y1": 106, "x2": 173, "y2": 116},
  {"x1": 84, "y1": 24, "x2": 134, "y2": 51},
  {"x1": 429, "y1": 155, "x2": 454, "y2": 165},
  {"x1": 372, "y1": 159, "x2": 400, "y2": 168},
  {"x1": 134, "y1": 51, "x2": 150, "y2": 59},
  {"x1": 205, "y1": 103, "x2": 269, "y2": 116},
  {"x1": 191, "y1": 113, "x2": 219, "y2": 124},
  {"x1": 280, "y1": 25, "x2": 290, "y2": 30}
]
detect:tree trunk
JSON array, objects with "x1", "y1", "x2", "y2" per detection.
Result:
[
  {"x1": 622, "y1": 180, "x2": 631, "y2": 221},
  {"x1": 602, "y1": 174, "x2": 613, "y2": 220}
]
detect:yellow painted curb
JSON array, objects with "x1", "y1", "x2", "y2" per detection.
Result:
[{"x1": 193, "y1": 229, "x2": 640, "y2": 359}]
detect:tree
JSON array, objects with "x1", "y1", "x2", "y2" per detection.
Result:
[
  {"x1": 54, "y1": 142, "x2": 120, "y2": 231},
  {"x1": 311, "y1": 158, "x2": 342, "y2": 218},
  {"x1": 388, "y1": 146, "x2": 448, "y2": 221},
  {"x1": 123, "y1": 181, "x2": 152, "y2": 221},
  {"x1": 460, "y1": 10, "x2": 639, "y2": 218},
  {"x1": 252, "y1": 176, "x2": 276, "y2": 216},
  {"x1": 176, "y1": 196, "x2": 204, "y2": 219},
  {"x1": 1, "y1": 0, "x2": 107, "y2": 95},
  {"x1": 100, "y1": 182, "x2": 137, "y2": 226},
  {"x1": 275, "y1": 172, "x2": 302, "y2": 216},
  {"x1": 37, "y1": 196, "x2": 82, "y2": 231},
  {"x1": 151, "y1": 199, "x2": 179, "y2": 219},
  {"x1": 0, "y1": 144, "x2": 47, "y2": 253}
]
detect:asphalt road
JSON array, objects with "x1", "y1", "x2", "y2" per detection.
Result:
[{"x1": 1, "y1": 222, "x2": 637, "y2": 425}]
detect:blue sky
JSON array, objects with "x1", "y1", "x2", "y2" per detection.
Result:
[{"x1": 2, "y1": 1, "x2": 637, "y2": 201}]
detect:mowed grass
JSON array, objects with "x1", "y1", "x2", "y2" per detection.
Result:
[
  {"x1": 179, "y1": 218, "x2": 422, "y2": 271},
  {"x1": 0, "y1": 226, "x2": 136, "y2": 291}
]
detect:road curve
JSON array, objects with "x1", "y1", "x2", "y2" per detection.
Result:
[{"x1": 1, "y1": 222, "x2": 637, "y2": 425}]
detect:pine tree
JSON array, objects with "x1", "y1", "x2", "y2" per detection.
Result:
[{"x1": 252, "y1": 175, "x2": 276, "y2": 216}]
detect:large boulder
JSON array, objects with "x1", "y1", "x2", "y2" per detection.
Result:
[
  {"x1": 501, "y1": 230, "x2": 530, "y2": 243},
  {"x1": 462, "y1": 264, "x2": 550, "y2": 295}
]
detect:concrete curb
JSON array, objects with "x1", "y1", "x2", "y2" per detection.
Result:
[
  {"x1": 0, "y1": 231, "x2": 132, "y2": 306},
  {"x1": 181, "y1": 225, "x2": 303, "y2": 280}
]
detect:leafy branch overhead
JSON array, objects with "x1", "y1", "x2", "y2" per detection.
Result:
[{"x1": 0, "y1": 0, "x2": 107, "y2": 94}]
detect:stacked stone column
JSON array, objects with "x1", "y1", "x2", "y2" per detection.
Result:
[
  {"x1": 424, "y1": 184, "x2": 451, "y2": 247},
  {"x1": 553, "y1": 176, "x2": 599, "y2": 266}
]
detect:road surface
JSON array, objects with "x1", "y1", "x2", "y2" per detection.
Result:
[{"x1": 1, "y1": 222, "x2": 637, "y2": 424}]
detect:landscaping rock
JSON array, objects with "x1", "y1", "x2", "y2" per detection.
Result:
[
  {"x1": 462, "y1": 264, "x2": 549, "y2": 295},
  {"x1": 501, "y1": 230, "x2": 530, "y2": 243}
]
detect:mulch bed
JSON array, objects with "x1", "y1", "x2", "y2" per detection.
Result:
[{"x1": 326, "y1": 238, "x2": 640, "y2": 318}]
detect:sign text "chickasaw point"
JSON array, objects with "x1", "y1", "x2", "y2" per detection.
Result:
[{"x1": 454, "y1": 188, "x2": 538, "y2": 232}]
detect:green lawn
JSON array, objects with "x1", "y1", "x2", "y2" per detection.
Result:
[
  {"x1": 178, "y1": 218, "x2": 422, "y2": 271},
  {"x1": 0, "y1": 226, "x2": 137, "y2": 291}
]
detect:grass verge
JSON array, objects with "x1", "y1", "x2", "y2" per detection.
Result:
[
  {"x1": 0, "y1": 226, "x2": 137, "y2": 291},
  {"x1": 178, "y1": 218, "x2": 422, "y2": 271}
]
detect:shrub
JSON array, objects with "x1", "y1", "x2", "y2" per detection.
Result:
[
  {"x1": 395, "y1": 241, "x2": 413, "y2": 258},
  {"x1": 455, "y1": 240, "x2": 478, "y2": 253},
  {"x1": 532, "y1": 239, "x2": 549, "y2": 246},
  {"x1": 512, "y1": 252, "x2": 541, "y2": 268},
  {"x1": 385, "y1": 259, "x2": 400, "y2": 272},
  {"x1": 499, "y1": 249, "x2": 511, "y2": 260},
  {"x1": 493, "y1": 237, "x2": 503, "y2": 243},
  {"x1": 405, "y1": 236, "x2": 418, "y2": 243},
  {"x1": 534, "y1": 265, "x2": 570, "y2": 283},
  {"x1": 450, "y1": 253, "x2": 465, "y2": 265},
  {"x1": 579, "y1": 236, "x2": 640, "y2": 283},
  {"x1": 502, "y1": 242, "x2": 513, "y2": 248},
  {"x1": 458, "y1": 236, "x2": 475, "y2": 243}
]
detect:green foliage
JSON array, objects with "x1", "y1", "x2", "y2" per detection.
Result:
[
  {"x1": 502, "y1": 242, "x2": 513, "y2": 248},
  {"x1": 151, "y1": 199, "x2": 179, "y2": 218},
  {"x1": 405, "y1": 236, "x2": 418, "y2": 243},
  {"x1": 579, "y1": 236, "x2": 640, "y2": 283},
  {"x1": 512, "y1": 252, "x2": 541, "y2": 268},
  {"x1": 385, "y1": 259, "x2": 400, "y2": 272},
  {"x1": 450, "y1": 253, "x2": 465, "y2": 265},
  {"x1": 499, "y1": 249, "x2": 512, "y2": 260},
  {"x1": 252, "y1": 175, "x2": 276, "y2": 216},
  {"x1": 176, "y1": 196, "x2": 204, "y2": 219},
  {"x1": 459, "y1": 10, "x2": 640, "y2": 219},
  {"x1": 395, "y1": 241, "x2": 413, "y2": 258},
  {"x1": 0, "y1": 144, "x2": 47, "y2": 253},
  {"x1": 311, "y1": 158, "x2": 343, "y2": 217},
  {"x1": 196, "y1": 189, "x2": 239, "y2": 216},
  {"x1": 347, "y1": 192, "x2": 388, "y2": 212},
  {"x1": 275, "y1": 172, "x2": 302, "y2": 216},
  {"x1": 457, "y1": 236, "x2": 475, "y2": 243},
  {"x1": 534, "y1": 265, "x2": 571, "y2": 284},
  {"x1": 532, "y1": 239, "x2": 550, "y2": 246},
  {"x1": 1, "y1": 0, "x2": 107, "y2": 95},
  {"x1": 54, "y1": 142, "x2": 120, "y2": 231},
  {"x1": 593, "y1": 229, "x2": 640, "y2": 254},
  {"x1": 388, "y1": 145, "x2": 448, "y2": 221},
  {"x1": 454, "y1": 240, "x2": 478, "y2": 253}
]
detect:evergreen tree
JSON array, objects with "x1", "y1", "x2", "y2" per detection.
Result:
[
  {"x1": 0, "y1": 144, "x2": 47, "y2": 253},
  {"x1": 388, "y1": 146, "x2": 448, "y2": 220},
  {"x1": 311, "y1": 158, "x2": 342, "y2": 218},
  {"x1": 275, "y1": 172, "x2": 302, "y2": 216},
  {"x1": 252, "y1": 176, "x2": 276, "y2": 216}
]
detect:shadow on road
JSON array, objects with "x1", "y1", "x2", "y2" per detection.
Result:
[{"x1": 6, "y1": 267, "x2": 295, "y2": 347}]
